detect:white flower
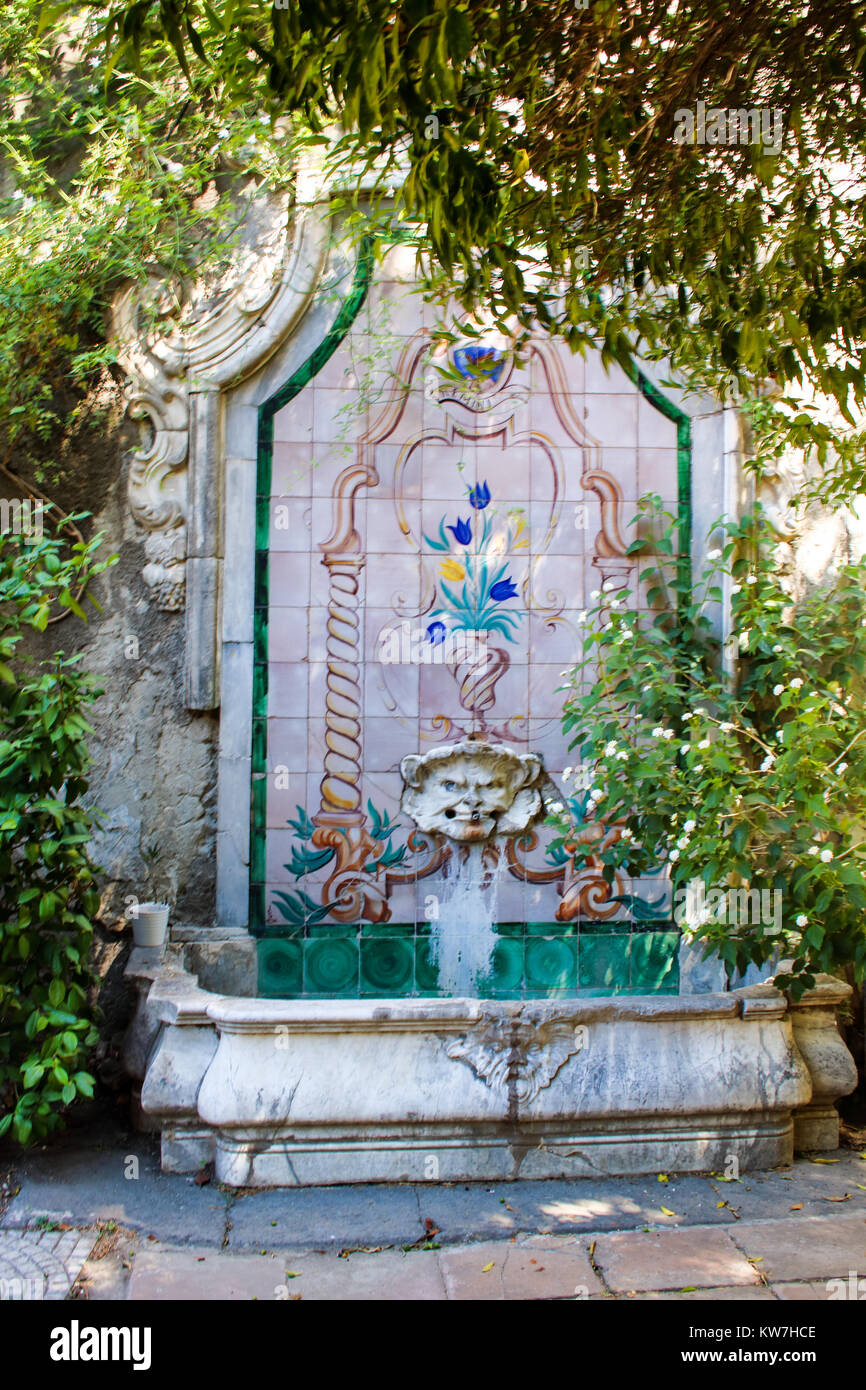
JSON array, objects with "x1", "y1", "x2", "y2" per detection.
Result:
[
  {"x1": 731, "y1": 583, "x2": 742, "y2": 595},
  {"x1": 738, "y1": 630, "x2": 750, "y2": 650},
  {"x1": 746, "y1": 573, "x2": 757, "y2": 584},
  {"x1": 820, "y1": 848, "x2": 833, "y2": 863},
  {"x1": 698, "y1": 738, "x2": 710, "y2": 750},
  {"x1": 589, "y1": 788, "x2": 604, "y2": 801},
  {"x1": 662, "y1": 729, "x2": 674, "y2": 740},
  {"x1": 773, "y1": 684, "x2": 785, "y2": 696},
  {"x1": 590, "y1": 589, "x2": 601, "y2": 600},
  {"x1": 563, "y1": 767, "x2": 573, "y2": 780},
  {"x1": 676, "y1": 836, "x2": 690, "y2": 850},
  {"x1": 549, "y1": 801, "x2": 564, "y2": 814},
  {"x1": 790, "y1": 678, "x2": 803, "y2": 689},
  {"x1": 669, "y1": 848, "x2": 680, "y2": 862},
  {"x1": 616, "y1": 750, "x2": 628, "y2": 761},
  {"x1": 604, "y1": 741, "x2": 618, "y2": 756},
  {"x1": 681, "y1": 712, "x2": 695, "y2": 722},
  {"x1": 693, "y1": 763, "x2": 704, "y2": 773},
  {"x1": 776, "y1": 730, "x2": 784, "y2": 741},
  {"x1": 707, "y1": 548, "x2": 721, "y2": 561},
  {"x1": 683, "y1": 819, "x2": 696, "y2": 833},
  {"x1": 807, "y1": 845, "x2": 820, "y2": 856},
  {"x1": 837, "y1": 762, "x2": 848, "y2": 774},
  {"x1": 651, "y1": 727, "x2": 664, "y2": 738},
  {"x1": 760, "y1": 755, "x2": 774, "y2": 771},
  {"x1": 680, "y1": 744, "x2": 690, "y2": 756},
  {"x1": 621, "y1": 827, "x2": 634, "y2": 841},
  {"x1": 620, "y1": 629, "x2": 633, "y2": 641},
  {"x1": 796, "y1": 914, "x2": 808, "y2": 927},
  {"x1": 217, "y1": 127, "x2": 230, "y2": 139},
  {"x1": 694, "y1": 708, "x2": 707, "y2": 717},
  {"x1": 577, "y1": 611, "x2": 588, "y2": 623},
  {"x1": 719, "y1": 721, "x2": 734, "y2": 732}
]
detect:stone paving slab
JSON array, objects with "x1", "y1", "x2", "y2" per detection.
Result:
[
  {"x1": 593, "y1": 1225, "x2": 762, "y2": 1293},
  {"x1": 129, "y1": 1246, "x2": 447, "y2": 1301},
  {"x1": 226, "y1": 1184, "x2": 422, "y2": 1252},
  {"x1": 631, "y1": 1285, "x2": 776, "y2": 1301},
  {"x1": 730, "y1": 1214, "x2": 866, "y2": 1283},
  {"x1": 3, "y1": 1143, "x2": 228, "y2": 1247},
  {"x1": 771, "y1": 1281, "x2": 839, "y2": 1300},
  {"x1": 0, "y1": 1227, "x2": 95, "y2": 1301},
  {"x1": 439, "y1": 1236, "x2": 604, "y2": 1301}
]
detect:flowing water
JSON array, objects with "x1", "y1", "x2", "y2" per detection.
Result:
[{"x1": 428, "y1": 842, "x2": 503, "y2": 996}]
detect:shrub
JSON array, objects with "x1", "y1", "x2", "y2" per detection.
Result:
[
  {"x1": 0, "y1": 521, "x2": 115, "y2": 1144},
  {"x1": 550, "y1": 497, "x2": 866, "y2": 999}
]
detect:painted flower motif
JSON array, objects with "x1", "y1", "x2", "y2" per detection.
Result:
[
  {"x1": 439, "y1": 558, "x2": 466, "y2": 581},
  {"x1": 427, "y1": 621, "x2": 448, "y2": 646},
  {"x1": 489, "y1": 575, "x2": 518, "y2": 602},
  {"x1": 468, "y1": 480, "x2": 491, "y2": 509},
  {"x1": 446, "y1": 517, "x2": 473, "y2": 546}
]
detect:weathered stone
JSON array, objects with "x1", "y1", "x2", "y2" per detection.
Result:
[
  {"x1": 731, "y1": 1214, "x2": 866, "y2": 1282},
  {"x1": 593, "y1": 1226, "x2": 761, "y2": 1292}
]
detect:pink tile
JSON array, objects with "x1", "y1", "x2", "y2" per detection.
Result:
[
  {"x1": 528, "y1": 664, "x2": 571, "y2": 719},
  {"x1": 365, "y1": 552, "x2": 422, "y2": 608},
  {"x1": 365, "y1": 497, "x2": 412, "y2": 554},
  {"x1": 637, "y1": 447, "x2": 679, "y2": 497},
  {"x1": 638, "y1": 396, "x2": 677, "y2": 449},
  {"x1": 421, "y1": 441, "x2": 474, "y2": 500},
  {"x1": 313, "y1": 387, "x2": 366, "y2": 444},
  {"x1": 268, "y1": 498, "x2": 313, "y2": 552},
  {"x1": 268, "y1": 552, "x2": 310, "y2": 607},
  {"x1": 584, "y1": 353, "x2": 634, "y2": 395},
  {"x1": 273, "y1": 391, "x2": 313, "y2": 444},
  {"x1": 365, "y1": 659, "x2": 420, "y2": 719},
  {"x1": 267, "y1": 719, "x2": 309, "y2": 773},
  {"x1": 265, "y1": 771, "x2": 309, "y2": 828},
  {"x1": 364, "y1": 717, "x2": 407, "y2": 772},
  {"x1": 271, "y1": 441, "x2": 314, "y2": 497},
  {"x1": 528, "y1": 610, "x2": 585, "y2": 665},
  {"x1": 267, "y1": 663, "x2": 309, "y2": 718},
  {"x1": 583, "y1": 393, "x2": 639, "y2": 447},
  {"x1": 269, "y1": 608, "x2": 312, "y2": 664}
]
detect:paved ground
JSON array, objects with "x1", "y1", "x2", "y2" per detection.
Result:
[{"x1": 1, "y1": 1123, "x2": 864, "y2": 1300}]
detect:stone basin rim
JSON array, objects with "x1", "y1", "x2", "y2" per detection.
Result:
[{"x1": 204, "y1": 989, "x2": 773, "y2": 1030}]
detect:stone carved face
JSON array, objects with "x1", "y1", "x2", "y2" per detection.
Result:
[{"x1": 400, "y1": 741, "x2": 545, "y2": 843}]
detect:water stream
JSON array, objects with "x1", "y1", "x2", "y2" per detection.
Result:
[{"x1": 428, "y1": 843, "x2": 503, "y2": 995}]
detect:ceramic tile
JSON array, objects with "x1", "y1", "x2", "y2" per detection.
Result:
[
  {"x1": 269, "y1": 607, "x2": 312, "y2": 664},
  {"x1": 265, "y1": 771, "x2": 310, "y2": 828},
  {"x1": 272, "y1": 390, "x2": 314, "y2": 444},
  {"x1": 583, "y1": 393, "x2": 638, "y2": 447},
  {"x1": 267, "y1": 662, "x2": 309, "y2": 718},
  {"x1": 638, "y1": 447, "x2": 679, "y2": 498},
  {"x1": 270, "y1": 441, "x2": 314, "y2": 497},
  {"x1": 268, "y1": 552, "x2": 310, "y2": 607},
  {"x1": 268, "y1": 497, "x2": 314, "y2": 552},
  {"x1": 528, "y1": 664, "x2": 571, "y2": 719},
  {"x1": 266, "y1": 719, "x2": 309, "y2": 773},
  {"x1": 638, "y1": 395, "x2": 677, "y2": 449}
]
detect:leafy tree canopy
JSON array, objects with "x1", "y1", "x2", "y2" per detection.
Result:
[{"x1": 59, "y1": 0, "x2": 866, "y2": 496}]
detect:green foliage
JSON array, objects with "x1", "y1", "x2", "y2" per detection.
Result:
[
  {"x1": 80, "y1": 0, "x2": 866, "y2": 497},
  {"x1": 0, "y1": 0, "x2": 307, "y2": 481},
  {"x1": 0, "y1": 522, "x2": 116, "y2": 1145},
  {"x1": 551, "y1": 496, "x2": 866, "y2": 999}
]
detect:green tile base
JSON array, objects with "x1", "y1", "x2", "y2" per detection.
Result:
[{"x1": 256, "y1": 923, "x2": 680, "y2": 999}]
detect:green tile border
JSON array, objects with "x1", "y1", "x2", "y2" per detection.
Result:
[
  {"x1": 249, "y1": 237, "x2": 373, "y2": 932},
  {"x1": 623, "y1": 357, "x2": 693, "y2": 598}
]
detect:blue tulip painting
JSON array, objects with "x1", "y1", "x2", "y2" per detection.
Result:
[{"x1": 422, "y1": 484, "x2": 528, "y2": 643}]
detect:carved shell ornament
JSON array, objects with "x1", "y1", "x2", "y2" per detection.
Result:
[{"x1": 446, "y1": 1006, "x2": 588, "y2": 1103}]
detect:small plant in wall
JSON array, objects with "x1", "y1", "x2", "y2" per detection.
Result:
[
  {"x1": 0, "y1": 519, "x2": 116, "y2": 1145},
  {"x1": 548, "y1": 495, "x2": 866, "y2": 1000}
]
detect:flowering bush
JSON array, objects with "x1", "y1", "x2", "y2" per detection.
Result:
[{"x1": 550, "y1": 496, "x2": 866, "y2": 999}]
